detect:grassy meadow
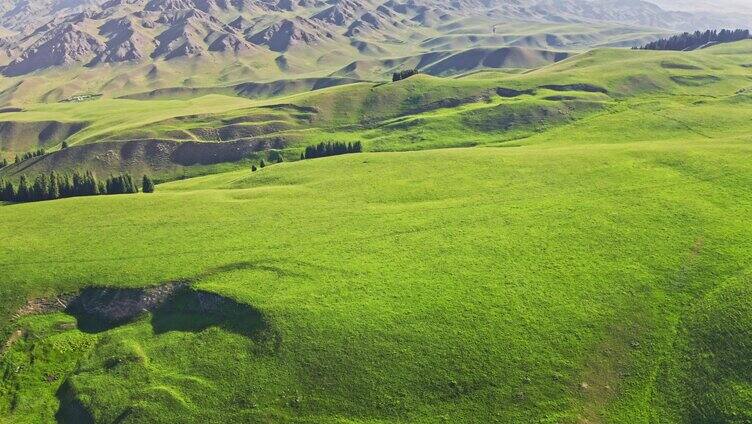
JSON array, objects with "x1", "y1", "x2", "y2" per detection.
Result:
[{"x1": 1, "y1": 41, "x2": 752, "y2": 423}]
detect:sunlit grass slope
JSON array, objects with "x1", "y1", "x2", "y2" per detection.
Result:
[{"x1": 2, "y1": 136, "x2": 752, "y2": 422}]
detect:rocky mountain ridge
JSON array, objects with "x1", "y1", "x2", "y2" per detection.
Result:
[{"x1": 0, "y1": 0, "x2": 747, "y2": 76}]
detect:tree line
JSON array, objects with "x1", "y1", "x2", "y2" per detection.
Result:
[
  {"x1": 301, "y1": 141, "x2": 363, "y2": 160},
  {"x1": 15, "y1": 149, "x2": 46, "y2": 164},
  {"x1": 637, "y1": 29, "x2": 750, "y2": 51},
  {"x1": 393, "y1": 69, "x2": 419, "y2": 82},
  {"x1": 0, "y1": 171, "x2": 155, "y2": 203}
]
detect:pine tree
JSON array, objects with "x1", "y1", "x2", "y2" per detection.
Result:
[
  {"x1": 260, "y1": 160, "x2": 266, "y2": 168},
  {"x1": 251, "y1": 165, "x2": 258, "y2": 172},
  {"x1": 16, "y1": 176, "x2": 29, "y2": 202},
  {"x1": 32, "y1": 174, "x2": 48, "y2": 201},
  {"x1": 47, "y1": 172, "x2": 60, "y2": 200},
  {"x1": 84, "y1": 171, "x2": 99, "y2": 195},
  {"x1": 59, "y1": 174, "x2": 72, "y2": 197},
  {"x1": 71, "y1": 171, "x2": 83, "y2": 196},
  {"x1": 0, "y1": 180, "x2": 13, "y2": 202},
  {"x1": 126, "y1": 174, "x2": 137, "y2": 193},
  {"x1": 142, "y1": 175, "x2": 155, "y2": 193},
  {"x1": 61, "y1": 141, "x2": 69, "y2": 149}
]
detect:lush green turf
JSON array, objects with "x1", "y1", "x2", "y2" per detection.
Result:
[
  {"x1": 2, "y1": 41, "x2": 752, "y2": 423},
  {"x1": 2, "y1": 138, "x2": 752, "y2": 422}
]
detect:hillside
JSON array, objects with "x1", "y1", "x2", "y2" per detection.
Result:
[
  {"x1": 2, "y1": 40, "x2": 752, "y2": 180},
  {"x1": 2, "y1": 15, "x2": 752, "y2": 423},
  {"x1": 1, "y1": 132, "x2": 752, "y2": 422}
]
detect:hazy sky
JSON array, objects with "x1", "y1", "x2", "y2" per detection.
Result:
[{"x1": 652, "y1": 0, "x2": 752, "y2": 13}]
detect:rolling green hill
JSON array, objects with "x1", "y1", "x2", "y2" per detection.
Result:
[
  {"x1": 2, "y1": 140, "x2": 752, "y2": 423},
  {"x1": 3, "y1": 40, "x2": 752, "y2": 180},
  {"x1": 2, "y1": 39, "x2": 752, "y2": 424}
]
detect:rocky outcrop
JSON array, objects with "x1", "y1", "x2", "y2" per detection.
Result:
[
  {"x1": 4, "y1": 23, "x2": 104, "y2": 75},
  {"x1": 247, "y1": 16, "x2": 336, "y2": 52}
]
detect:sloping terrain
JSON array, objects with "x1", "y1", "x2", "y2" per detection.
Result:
[
  {"x1": 1, "y1": 132, "x2": 752, "y2": 423},
  {"x1": 2, "y1": 24, "x2": 752, "y2": 424},
  {"x1": 2, "y1": 40, "x2": 752, "y2": 180}
]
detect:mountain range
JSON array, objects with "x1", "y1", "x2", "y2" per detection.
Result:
[{"x1": 0, "y1": 0, "x2": 747, "y2": 76}]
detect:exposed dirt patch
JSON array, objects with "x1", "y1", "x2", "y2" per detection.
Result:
[
  {"x1": 0, "y1": 120, "x2": 87, "y2": 151},
  {"x1": 169, "y1": 139, "x2": 284, "y2": 166},
  {"x1": 67, "y1": 282, "x2": 187, "y2": 331},
  {"x1": 405, "y1": 94, "x2": 491, "y2": 116},
  {"x1": 12, "y1": 294, "x2": 73, "y2": 319},
  {"x1": 543, "y1": 95, "x2": 579, "y2": 101},
  {"x1": 461, "y1": 100, "x2": 604, "y2": 132},
  {"x1": 1, "y1": 138, "x2": 279, "y2": 179},
  {"x1": 661, "y1": 62, "x2": 703, "y2": 70},
  {"x1": 1, "y1": 329, "x2": 26, "y2": 355},
  {"x1": 176, "y1": 122, "x2": 295, "y2": 142},
  {"x1": 496, "y1": 87, "x2": 536, "y2": 97},
  {"x1": 670, "y1": 75, "x2": 720, "y2": 87},
  {"x1": 539, "y1": 83, "x2": 609, "y2": 94},
  {"x1": 258, "y1": 103, "x2": 319, "y2": 115},
  {"x1": 8, "y1": 282, "x2": 276, "y2": 344}
]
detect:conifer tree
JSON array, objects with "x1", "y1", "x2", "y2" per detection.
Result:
[
  {"x1": 59, "y1": 174, "x2": 72, "y2": 197},
  {"x1": 47, "y1": 172, "x2": 60, "y2": 200},
  {"x1": 32, "y1": 174, "x2": 48, "y2": 201},
  {"x1": 85, "y1": 171, "x2": 99, "y2": 195},
  {"x1": 0, "y1": 180, "x2": 13, "y2": 201},
  {"x1": 16, "y1": 175, "x2": 29, "y2": 202},
  {"x1": 142, "y1": 175, "x2": 155, "y2": 193}
]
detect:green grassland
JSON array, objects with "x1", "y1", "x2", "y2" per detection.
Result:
[
  {"x1": 1, "y1": 41, "x2": 752, "y2": 423},
  {"x1": 3, "y1": 40, "x2": 752, "y2": 181}
]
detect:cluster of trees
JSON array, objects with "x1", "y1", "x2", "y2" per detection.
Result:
[
  {"x1": 637, "y1": 29, "x2": 750, "y2": 51},
  {"x1": 251, "y1": 156, "x2": 285, "y2": 172},
  {"x1": 251, "y1": 159, "x2": 266, "y2": 172},
  {"x1": 392, "y1": 69, "x2": 419, "y2": 82},
  {"x1": 0, "y1": 171, "x2": 155, "y2": 203},
  {"x1": 301, "y1": 141, "x2": 363, "y2": 160},
  {"x1": 0, "y1": 158, "x2": 8, "y2": 168},
  {"x1": 15, "y1": 149, "x2": 46, "y2": 164}
]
